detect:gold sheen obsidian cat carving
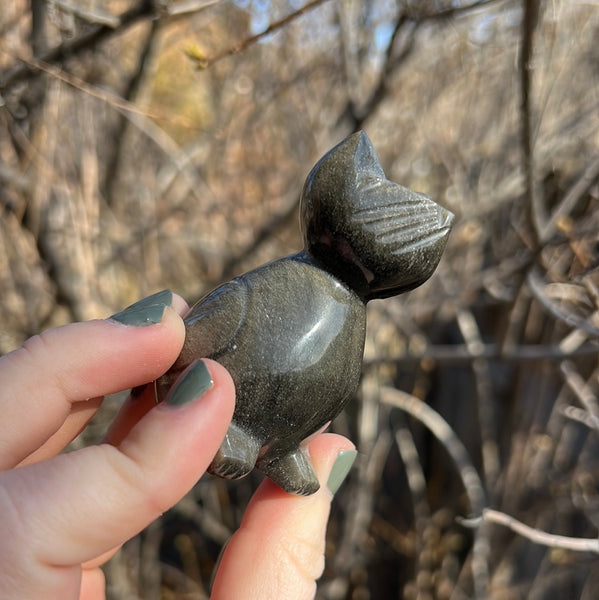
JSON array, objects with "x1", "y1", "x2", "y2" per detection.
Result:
[{"x1": 156, "y1": 131, "x2": 454, "y2": 495}]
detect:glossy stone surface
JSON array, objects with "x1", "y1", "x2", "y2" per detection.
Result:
[{"x1": 156, "y1": 131, "x2": 454, "y2": 495}]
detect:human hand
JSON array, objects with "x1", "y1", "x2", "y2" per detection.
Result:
[{"x1": 0, "y1": 290, "x2": 356, "y2": 599}]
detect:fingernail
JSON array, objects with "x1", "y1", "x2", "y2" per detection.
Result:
[
  {"x1": 165, "y1": 360, "x2": 213, "y2": 407},
  {"x1": 327, "y1": 450, "x2": 357, "y2": 494},
  {"x1": 109, "y1": 289, "x2": 173, "y2": 327}
]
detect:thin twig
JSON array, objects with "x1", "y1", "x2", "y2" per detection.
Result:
[
  {"x1": 456, "y1": 310, "x2": 500, "y2": 487},
  {"x1": 217, "y1": 196, "x2": 300, "y2": 284},
  {"x1": 407, "y1": 0, "x2": 502, "y2": 22},
  {"x1": 560, "y1": 405, "x2": 598, "y2": 430},
  {"x1": 527, "y1": 268, "x2": 599, "y2": 337},
  {"x1": 560, "y1": 360, "x2": 599, "y2": 431},
  {"x1": 343, "y1": 14, "x2": 415, "y2": 131},
  {"x1": 461, "y1": 508, "x2": 599, "y2": 554},
  {"x1": 379, "y1": 387, "x2": 486, "y2": 516},
  {"x1": 3, "y1": 54, "x2": 177, "y2": 122},
  {"x1": 188, "y1": 0, "x2": 331, "y2": 69},
  {"x1": 341, "y1": 0, "x2": 503, "y2": 129},
  {"x1": 540, "y1": 155, "x2": 599, "y2": 243},
  {"x1": 51, "y1": 0, "x2": 121, "y2": 27},
  {"x1": 0, "y1": 0, "x2": 154, "y2": 90},
  {"x1": 168, "y1": 0, "x2": 221, "y2": 17},
  {"x1": 394, "y1": 425, "x2": 432, "y2": 597},
  {"x1": 3, "y1": 49, "x2": 205, "y2": 164},
  {"x1": 104, "y1": 18, "x2": 163, "y2": 206},
  {"x1": 362, "y1": 341, "x2": 599, "y2": 368}
]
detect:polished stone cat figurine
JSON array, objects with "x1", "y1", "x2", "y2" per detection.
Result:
[{"x1": 157, "y1": 131, "x2": 453, "y2": 495}]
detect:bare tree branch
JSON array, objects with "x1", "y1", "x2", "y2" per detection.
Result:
[
  {"x1": 51, "y1": 0, "x2": 121, "y2": 28},
  {"x1": 0, "y1": 1, "x2": 154, "y2": 91},
  {"x1": 520, "y1": 0, "x2": 543, "y2": 239},
  {"x1": 379, "y1": 386, "x2": 489, "y2": 597},
  {"x1": 104, "y1": 18, "x2": 163, "y2": 206},
  {"x1": 363, "y1": 341, "x2": 599, "y2": 368},
  {"x1": 560, "y1": 360, "x2": 599, "y2": 430},
  {"x1": 461, "y1": 508, "x2": 599, "y2": 554},
  {"x1": 456, "y1": 309, "x2": 500, "y2": 488},
  {"x1": 561, "y1": 405, "x2": 599, "y2": 430},
  {"x1": 540, "y1": 155, "x2": 599, "y2": 243},
  {"x1": 187, "y1": 0, "x2": 331, "y2": 69},
  {"x1": 527, "y1": 268, "x2": 599, "y2": 337},
  {"x1": 379, "y1": 386, "x2": 486, "y2": 516},
  {"x1": 345, "y1": 15, "x2": 416, "y2": 131},
  {"x1": 340, "y1": 0, "x2": 505, "y2": 130},
  {"x1": 3, "y1": 53, "x2": 201, "y2": 132}
]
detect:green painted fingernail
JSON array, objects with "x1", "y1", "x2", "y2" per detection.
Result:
[
  {"x1": 327, "y1": 449, "x2": 357, "y2": 494},
  {"x1": 166, "y1": 360, "x2": 214, "y2": 407},
  {"x1": 109, "y1": 290, "x2": 173, "y2": 327}
]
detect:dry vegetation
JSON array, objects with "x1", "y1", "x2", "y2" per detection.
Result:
[{"x1": 1, "y1": 0, "x2": 599, "y2": 598}]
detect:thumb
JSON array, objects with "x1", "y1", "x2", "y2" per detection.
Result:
[
  {"x1": 0, "y1": 360, "x2": 234, "y2": 599},
  {"x1": 211, "y1": 434, "x2": 357, "y2": 600}
]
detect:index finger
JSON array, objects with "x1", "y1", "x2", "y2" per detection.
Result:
[{"x1": 0, "y1": 294, "x2": 186, "y2": 470}]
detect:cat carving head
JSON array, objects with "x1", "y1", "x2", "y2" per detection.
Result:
[{"x1": 301, "y1": 131, "x2": 454, "y2": 301}]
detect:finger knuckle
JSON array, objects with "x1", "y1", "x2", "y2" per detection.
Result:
[
  {"x1": 20, "y1": 331, "x2": 73, "y2": 401},
  {"x1": 278, "y1": 532, "x2": 325, "y2": 587}
]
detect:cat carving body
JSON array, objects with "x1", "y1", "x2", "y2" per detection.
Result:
[{"x1": 157, "y1": 132, "x2": 454, "y2": 495}]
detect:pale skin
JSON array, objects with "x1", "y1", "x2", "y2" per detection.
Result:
[{"x1": 0, "y1": 293, "x2": 354, "y2": 599}]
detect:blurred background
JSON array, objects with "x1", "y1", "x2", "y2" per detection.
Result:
[{"x1": 1, "y1": 0, "x2": 599, "y2": 597}]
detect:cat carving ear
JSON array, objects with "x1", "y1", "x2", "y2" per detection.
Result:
[{"x1": 301, "y1": 131, "x2": 454, "y2": 301}]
